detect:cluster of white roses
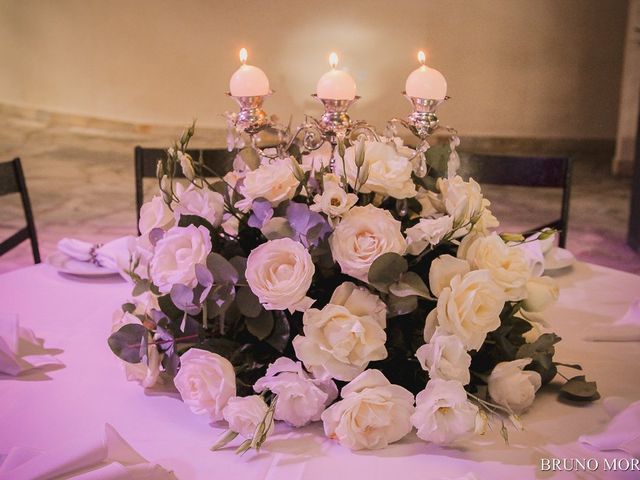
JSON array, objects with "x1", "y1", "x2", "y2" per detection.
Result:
[{"x1": 118, "y1": 134, "x2": 562, "y2": 452}]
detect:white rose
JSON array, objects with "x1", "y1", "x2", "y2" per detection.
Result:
[
  {"x1": 488, "y1": 358, "x2": 541, "y2": 413},
  {"x1": 428, "y1": 254, "x2": 471, "y2": 297},
  {"x1": 222, "y1": 395, "x2": 271, "y2": 438},
  {"x1": 411, "y1": 379, "x2": 479, "y2": 444},
  {"x1": 310, "y1": 173, "x2": 358, "y2": 225},
  {"x1": 246, "y1": 238, "x2": 315, "y2": 313},
  {"x1": 518, "y1": 310, "x2": 549, "y2": 343},
  {"x1": 416, "y1": 328, "x2": 471, "y2": 385},
  {"x1": 329, "y1": 205, "x2": 407, "y2": 282},
  {"x1": 138, "y1": 195, "x2": 175, "y2": 236},
  {"x1": 221, "y1": 214, "x2": 239, "y2": 237},
  {"x1": 415, "y1": 187, "x2": 445, "y2": 217},
  {"x1": 254, "y1": 357, "x2": 337, "y2": 427},
  {"x1": 149, "y1": 225, "x2": 211, "y2": 294},
  {"x1": 434, "y1": 269, "x2": 506, "y2": 351},
  {"x1": 522, "y1": 276, "x2": 559, "y2": 312},
  {"x1": 336, "y1": 141, "x2": 417, "y2": 199},
  {"x1": 438, "y1": 176, "x2": 483, "y2": 236},
  {"x1": 173, "y1": 348, "x2": 236, "y2": 421},
  {"x1": 460, "y1": 233, "x2": 532, "y2": 301},
  {"x1": 405, "y1": 215, "x2": 454, "y2": 255},
  {"x1": 471, "y1": 199, "x2": 499, "y2": 234},
  {"x1": 174, "y1": 183, "x2": 225, "y2": 227},
  {"x1": 177, "y1": 151, "x2": 196, "y2": 180},
  {"x1": 321, "y1": 370, "x2": 415, "y2": 450},
  {"x1": 293, "y1": 282, "x2": 388, "y2": 381},
  {"x1": 235, "y1": 157, "x2": 300, "y2": 211}
]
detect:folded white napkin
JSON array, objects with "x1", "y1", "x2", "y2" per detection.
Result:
[
  {"x1": 0, "y1": 424, "x2": 176, "y2": 480},
  {"x1": 584, "y1": 299, "x2": 640, "y2": 341},
  {"x1": 0, "y1": 314, "x2": 62, "y2": 376},
  {"x1": 57, "y1": 237, "x2": 133, "y2": 273},
  {"x1": 579, "y1": 398, "x2": 640, "y2": 458},
  {"x1": 517, "y1": 240, "x2": 545, "y2": 277}
]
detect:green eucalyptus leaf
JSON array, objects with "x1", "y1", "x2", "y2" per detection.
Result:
[
  {"x1": 207, "y1": 283, "x2": 236, "y2": 318},
  {"x1": 245, "y1": 309, "x2": 275, "y2": 340},
  {"x1": 240, "y1": 147, "x2": 260, "y2": 170},
  {"x1": 261, "y1": 217, "x2": 294, "y2": 240},
  {"x1": 368, "y1": 253, "x2": 408, "y2": 292},
  {"x1": 266, "y1": 313, "x2": 290, "y2": 352},
  {"x1": 108, "y1": 324, "x2": 147, "y2": 363},
  {"x1": 122, "y1": 302, "x2": 136, "y2": 314},
  {"x1": 560, "y1": 375, "x2": 600, "y2": 401},
  {"x1": 387, "y1": 293, "x2": 418, "y2": 317},
  {"x1": 237, "y1": 286, "x2": 262, "y2": 318},
  {"x1": 516, "y1": 333, "x2": 561, "y2": 383},
  {"x1": 178, "y1": 214, "x2": 216, "y2": 233},
  {"x1": 229, "y1": 256, "x2": 248, "y2": 283},
  {"x1": 158, "y1": 294, "x2": 182, "y2": 321},
  {"x1": 207, "y1": 253, "x2": 239, "y2": 285},
  {"x1": 389, "y1": 272, "x2": 434, "y2": 299},
  {"x1": 425, "y1": 143, "x2": 450, "y2": 178},
  {"x1": 132, "y1": 280, "x2": 151, "y2": 297}
]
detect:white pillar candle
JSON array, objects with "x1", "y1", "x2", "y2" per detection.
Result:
[
  {"x1": 316, "y1": 52, "x2": 357, "y2": 100},
  {"x1": 229, "y1": 48, "x2": 270, "y2": 97},
  {"x1": 405, "y1": 51, "x2": 447, "y2": 100}
]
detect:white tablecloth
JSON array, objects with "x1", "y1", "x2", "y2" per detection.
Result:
[{"x1": 0, "y1": 262, "x2": 639, "y2": 479}]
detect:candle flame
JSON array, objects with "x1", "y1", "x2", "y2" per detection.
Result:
[
  {"x1": 239, "y1": 48, "x2": 248, "y2": 65},
  {"x1": 329, "y1": 52, "x2": 339, "y2": 69},
  {"x1": 418, "y1": 50, "x2": 426, "y2": 65}
]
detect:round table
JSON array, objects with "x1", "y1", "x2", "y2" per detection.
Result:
[{"x1": 1, "y1": 262, "x2": 639, "y2": 479}]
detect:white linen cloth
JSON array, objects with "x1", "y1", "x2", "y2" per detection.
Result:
[
  {"x1": 57, "y1": 237, "x2": 133, "y2": 272},
  {"x1": 0, "y1": 424, "x2": 176, "y2": 480},
  {"x1": 0, "y1": 261, "x2": 639, "y2": 479},
  {"x1": 0, "y1": 314, "x2": 62, "y2": 376},
  {"x1": 584, "y1": 299, "x2": 640, "y2": 341},
  {"x1": 579, "y1": 397, "x2": 640, "y2": 458}
]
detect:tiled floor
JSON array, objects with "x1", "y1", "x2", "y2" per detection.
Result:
[{"x1": 0, "y1": 111, "x2": 639, "y2": 275}]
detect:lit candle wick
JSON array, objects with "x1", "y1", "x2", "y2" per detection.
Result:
[
  {"x1": 418, "y1": 50, "x2": 426, "y2": 66},
  {"x1": 239, "y1": 47, "x2": 248, "y2": 65},
  {"x1": 329, "y1": 52, "x2": 338, "y2": 70}
]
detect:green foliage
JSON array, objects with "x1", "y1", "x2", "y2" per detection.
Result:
[
  {"x1": 368, "y1": 253, "x2": 408, "y2": 292},
  {"x1": 388, "y1": 271, "x2": 433, "y2": 300},
  {"x1": 108, "y1": 324, "x2": 147, "y2": 363},
  {"x1": 560, "y1": 375, "x2": 600, "y2": 402},
  {"x1": 516, "y1": 333, "x2": 561, "y2": 384},
  {"x1": 245, "y1": 310, "x2": 274, "y2": 341},
  {"x1": 236, "y1": 287, "x2": 262, "y2": 318}
]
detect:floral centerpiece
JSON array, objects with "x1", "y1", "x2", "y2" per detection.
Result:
[{"x1": 109, "y1": 121, "x2": 598, "y2": 454}]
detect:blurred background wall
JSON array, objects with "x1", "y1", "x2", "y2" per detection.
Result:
[{"x1": 0, "y1": 0, "x2": 629, "y2": 139}]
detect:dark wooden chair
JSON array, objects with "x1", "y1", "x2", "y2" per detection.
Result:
[
  {"x1": 134, "y1": 147, "x2": 235, "y2": 232},
  {"x1": 458, "y1": 154, "x2": 572, "y2": 247},
  {"x1": 0, "y1": 157, "x2": 41, "y2": 263}
]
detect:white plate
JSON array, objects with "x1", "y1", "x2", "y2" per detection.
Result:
[
  {"x1": 45, "y1": 251, "x2": 119, "y2": 277},
  {"x1": 544, "y1": 247, "x2": 576, "y2": 271}
]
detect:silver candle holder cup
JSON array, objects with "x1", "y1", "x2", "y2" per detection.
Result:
[
  {"x1": 312, "y1": 94, "x2": 360, "y2": 142},
  {"x1": 403, "y1": 93, "x2": 448, "y2": 138},
  {"x1": 227, "y1": 91, "x2": 273, "y2": 134}
]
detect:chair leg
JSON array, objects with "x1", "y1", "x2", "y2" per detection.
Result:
[
  {"x1": 30, "y1": 234, "x2": 41, "y2": 263},
  {"x1": 558, "y1": 229, "x2": 567, "y2": 249}
]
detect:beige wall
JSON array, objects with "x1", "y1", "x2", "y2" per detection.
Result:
[{"x1": 0, "y1": 0, "x2": 628, "y2": 138}]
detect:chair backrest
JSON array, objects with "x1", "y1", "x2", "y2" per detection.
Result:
[
  {"x1": 458, "y1": 153, "x2": 572, "y2": 247},
  {"x1": 0, "y1": 158, "x2": 41, "y2": 263},
  {"x1": 134, "y1": 147, "x2": 235, "y2": 231}
]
